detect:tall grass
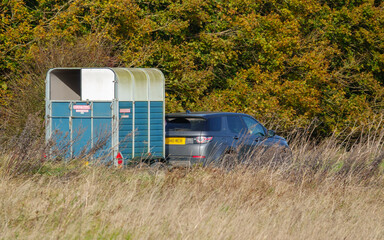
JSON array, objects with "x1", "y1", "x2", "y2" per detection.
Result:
[
  {"x1": 2, "y1": 121, "x2": 384, "y2": 239},
  {"x1": 0, "y1": 114, "x2": 46, "y2": 177}
]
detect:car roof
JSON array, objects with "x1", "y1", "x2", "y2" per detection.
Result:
[{"x1": 166, "y1": 112, "x2": 249, "y2": 118}]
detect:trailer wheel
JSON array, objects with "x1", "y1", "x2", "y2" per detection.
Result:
[
  {"x1": 136, "y1": 162, "x2": 149, "y2": 169},
  {"x1": 149, "y1": 162, "x2": 168, "y2": 176}
]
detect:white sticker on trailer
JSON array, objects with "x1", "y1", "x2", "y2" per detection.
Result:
[
  {"x1": 73, "y1": 105, "x2": 90, "y2": 113},
  {"x1": 73, "y1": 105, "x2": 91, "y2": 110},
  {"x1": 120, "y1": 108, "x2": 131, "y2": 113}
]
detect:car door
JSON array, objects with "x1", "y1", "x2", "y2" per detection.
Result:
[
  {"x1": 225, "y1": 115, "x2": 248, "y2": 151},
  {"x1": 241, "y1": 116, "x2": 267, "y2": 157}
]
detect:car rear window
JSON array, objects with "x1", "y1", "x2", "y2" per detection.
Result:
[{"x1": 166, "y1": 117, "x2": 221, "y2": 131}]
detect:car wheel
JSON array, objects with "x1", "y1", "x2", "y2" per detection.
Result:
[
  {"x1": 259, "y1": 146, "x2": 292, "y2": 168},
  {"x1": 221, "y1": 152, "x2": 238, "y2": 170},
  {"x1": 276, "y1": 147, "x2": 293, "y2": 166}
]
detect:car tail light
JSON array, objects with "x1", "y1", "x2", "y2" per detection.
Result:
[
  {"x1": 194, "y1": 136, "x2": 213, "y2": 144},
  {"x1": 192, "y1": 156, "x2": 206, "y2": 158}
]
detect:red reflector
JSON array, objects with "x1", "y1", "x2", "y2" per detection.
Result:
[
  {"x1": 116, "y1": 152, "x2": 123, "y2": 165},
  {"x1": 192, "y1": 156, "x2": 206, "y2": 158}
]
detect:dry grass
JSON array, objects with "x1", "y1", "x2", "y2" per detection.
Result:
[
  {"x1": 1, "y1": 166, "x2": 384, "y2": 239},
  {"x1": 2, "y1": 120, "x2": 384, "y2": 239}
]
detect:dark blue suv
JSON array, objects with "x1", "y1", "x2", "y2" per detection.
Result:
[{"x1": 165, "y1": 112, "x2": 290, "y2": 167}]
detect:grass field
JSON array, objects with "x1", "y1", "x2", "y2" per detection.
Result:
[
  {"x1": 2, "y1": 165, "x2": 384, "y2": 239},
  {"x1": 2, "y1": 124, "x2": 384, "y2": 239}
]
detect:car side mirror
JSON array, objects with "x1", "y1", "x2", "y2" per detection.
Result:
[{"x1": 267, "y1": 130, "x2": 276, "y2": 137}]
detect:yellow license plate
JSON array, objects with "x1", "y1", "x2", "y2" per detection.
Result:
[{"x1": 166, "y1": 137, "x2": 186, "y2": 145}]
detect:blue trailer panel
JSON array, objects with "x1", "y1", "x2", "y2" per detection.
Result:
[
  {"x1": 150, "y1": 101, "x2": 164, "y2": 157},
  {"x1": 119, "y1": 101, "x2": 133, "y2": 160},
  {"x1": 134, "y1": 101, "x2": 148, "y2": 157}
]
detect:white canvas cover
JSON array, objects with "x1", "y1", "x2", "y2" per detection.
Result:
[
  {"x1": 113, "y1": 68, "x2": 165, "y2": 101},
  {"x1": 81, "y1": 69, "x2": 115, "y2": 101}
]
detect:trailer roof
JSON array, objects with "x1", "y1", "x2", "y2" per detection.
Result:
[{"x1": 47, "y1": 68, "x2": 165, "y2": 101}]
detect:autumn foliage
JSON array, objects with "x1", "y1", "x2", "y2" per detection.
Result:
[{"x1": 1, "y1": 0, "x2": 384, "y2": 137}]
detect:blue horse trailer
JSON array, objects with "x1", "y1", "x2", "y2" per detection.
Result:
[{"x1": 45, "y1": 68, "x2": 165, "y2": 165}]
